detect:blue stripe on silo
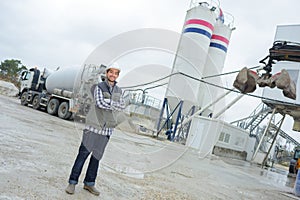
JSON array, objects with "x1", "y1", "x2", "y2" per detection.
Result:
[
  {"x1": 183, "y1": 28, "x2": 211, "y2": 39},
  {"x1": 210, "y1": 42, "x2": 227, "y2": 52}
]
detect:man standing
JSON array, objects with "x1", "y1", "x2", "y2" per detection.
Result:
[{"x1": 65, "y1": 63, "x2": 125, "y2": 196}]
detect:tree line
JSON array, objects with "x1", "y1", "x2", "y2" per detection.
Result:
[{"x1": 0, "y1": 59, "x2": 27, "y2": 87}]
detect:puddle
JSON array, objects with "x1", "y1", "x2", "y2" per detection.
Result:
[
  {"x1": 218, "y1": 157, "x2": 297, "y2": 189},
  {"x1": 259, "y1": 168, "x2": 296, "y2": 188}
]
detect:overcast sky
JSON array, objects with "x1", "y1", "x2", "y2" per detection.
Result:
[
  {"x1": 1, "y1": 0, "x2": 298, "y2": 69},
  {"x1": 1, "y1": 0, "x2": 300, "y2": 142}
]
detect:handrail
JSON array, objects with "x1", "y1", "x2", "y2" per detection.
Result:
[{"x1": 124, "y1": 92, "x2": 162, "y2": 109}]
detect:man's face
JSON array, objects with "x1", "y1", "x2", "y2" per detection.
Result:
[{"x1": 106, "y1": 68, "x2": 120, "y2": 82}]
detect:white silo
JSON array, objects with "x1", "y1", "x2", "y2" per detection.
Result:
[
  {"x1": 165, "y1": 2, "x2": 218, "y2": 119},
  {"x1": 199, "y1": 11, "x2": 234, "y2": 116}
]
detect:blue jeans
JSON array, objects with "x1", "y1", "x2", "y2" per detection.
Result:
[{"x1": 68, "y1": 130, "x2": 110, "y2": 186}]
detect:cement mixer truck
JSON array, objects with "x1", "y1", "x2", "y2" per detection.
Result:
[{"x1": 19, "y1": 65, "x2": 106, "y2": 120}]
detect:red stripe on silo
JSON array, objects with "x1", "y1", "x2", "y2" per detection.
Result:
[
  {"x1": 185, "y1": 19, "x2": 214, "y2": 31},
  {"x1": 211, "y1": 35, "x2": 229, "y2": 45}
]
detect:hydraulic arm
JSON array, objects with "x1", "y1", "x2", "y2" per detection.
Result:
[{"x1": 233, "y1": 41, "x2": 299, "y2": 100}]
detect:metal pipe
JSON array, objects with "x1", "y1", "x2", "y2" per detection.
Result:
[
  {"x1": 213, "y1": 94, "x2": 244, "y2": 119},
  {"x1": 261, "y1": 114, "x2": 286, "y2": 168},
  {"x1": 177, "y1": 89, "x2": 233, "y2": 129},
  {"x1": 251, "y1": 108, "x2": 277, "y2": 162}
]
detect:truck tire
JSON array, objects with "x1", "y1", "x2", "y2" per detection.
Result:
[
  {"x1": 32, "y1": 95, "x2": 41, "y2": 110},
  {"x1": 47, "y1": 98, "x2": 60, "y2": 115},
  {"x1": 58, "y1": 102, "x2": 72, "y2": 119},
  {"x1": 20, "y1": 92, "x2": 28, "y2": 106},
  {"x1": 83, "y1": 98, "x2": 92, "y2": 116}
]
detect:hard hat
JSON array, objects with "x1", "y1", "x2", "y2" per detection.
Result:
[{"x1": 106, "y1": 62, "x2": 121, "y2": 73}]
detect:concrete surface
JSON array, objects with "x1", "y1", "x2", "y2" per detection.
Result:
[{"x1": 0, "y1": 94, "x2": 299, "y2": 200}]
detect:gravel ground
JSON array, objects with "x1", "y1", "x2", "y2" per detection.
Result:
[{"x1": 0, "y1": 94, "x2": 299, "y2": 200}]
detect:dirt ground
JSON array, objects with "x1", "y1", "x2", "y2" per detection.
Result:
[{"x1": 0, "y1": 94, "x2": 299, "y2": 200}]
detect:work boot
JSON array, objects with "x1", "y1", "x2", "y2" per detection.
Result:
[
  {"x1": 83, "y1": 185, "x2": 100, "y2": 196},
  {"x1": 65, "y1": 184, "x2": 75, "y2": 195}
]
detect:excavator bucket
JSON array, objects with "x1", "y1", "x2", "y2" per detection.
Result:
[
  {"x1": 282, "y1": 81, "x2": 296, "y2": 100},
  {"x1": 233, "y1": 67, "x2": 258, "y2": 93},
  {"x1": 234, "y1": 67, "x2": 296, "y2": 100},
  {"x1": 276, "y1": 69, "x2": 296, "y2": 100},
  {"x1": 233, "y1": 41, "x2": 298, "y2": 100},
  {"x1": 268, "y1": 69, "x2": 296, "y2": 100}
]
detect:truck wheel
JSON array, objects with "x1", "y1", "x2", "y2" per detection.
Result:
[
  {"x1": 32, "y1": 95, "x2": 41, "y2": 110},
  {"x1": 58, "y1": 102, "x2": 72, "y2": 119},
  {"x1": 20, "y1": 92, "x2": 28, "y2": 106},
  {"x1": 47, "y1": 98, "x2": 60, "y2": 115},
  {"x1": 83, "y1": 98, "x2": 92, "y2": 116}
]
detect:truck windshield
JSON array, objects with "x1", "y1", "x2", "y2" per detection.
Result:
[
  {"x1": 295, "y1": 150, "x2": 300, "y2": 159},
  {"x1": 21, "y1": 71, "x2": 31, "y2": 80}
]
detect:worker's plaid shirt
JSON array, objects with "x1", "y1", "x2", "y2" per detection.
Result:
[{"x1": 85, "y1": 83, "x2": 125, "y2": 136}]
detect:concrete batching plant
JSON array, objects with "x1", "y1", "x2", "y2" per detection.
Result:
[{"x1": 160, "y1": 0, "x2": 234, "y2": 138}]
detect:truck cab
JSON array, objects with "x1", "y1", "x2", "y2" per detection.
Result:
[
  {"x1": 289, "y1": 148, "x2": 300, "y2": 174},
  {"x1": 19, "y1": 68, "x2": 45, "y2": 106},
  {"x1": 19, "y1": 70, "x2": 33, "y2": 94}
]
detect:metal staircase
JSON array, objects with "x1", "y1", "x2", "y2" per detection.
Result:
[
  {"x1": 232, "y1": 102, "x2": 300, "y2": 150},
  {"x1": 270, "y1": 123, "x2": 300, "y2": 147},
  {"x1": 231, "y1": 102, "x2": 272, "y2": 134}
]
